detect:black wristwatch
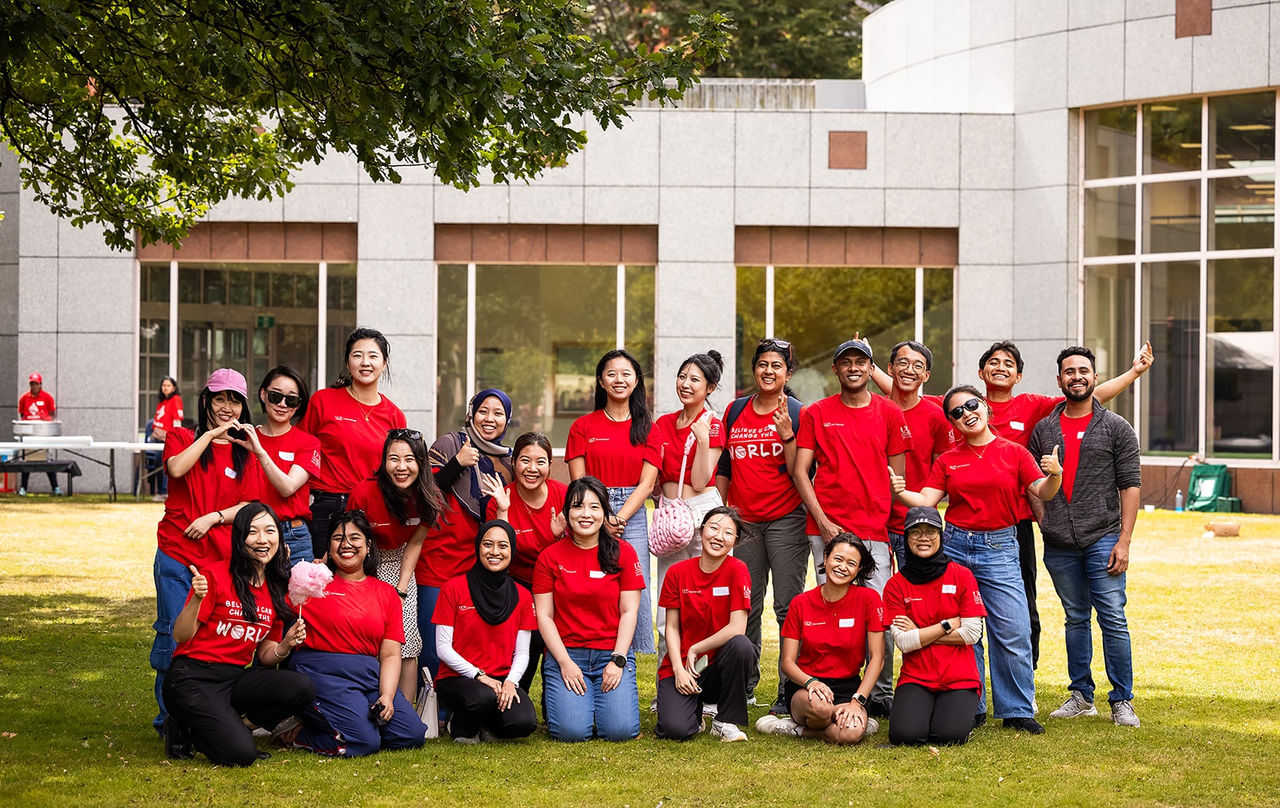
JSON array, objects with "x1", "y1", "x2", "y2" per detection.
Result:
[
  {"x1": 854, "y1": 693, "x2": 868, "y2": 706},
  {"x1": 610, "y1": 653, "x2": 627, "y2": 669},
  {"x1": 940, "y1": 619, "x2": 954, "y2": 635},
  {"x1": 474, "y1": 669, "x2": 486, "y2": 680}
]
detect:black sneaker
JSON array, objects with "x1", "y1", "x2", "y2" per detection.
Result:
[
  {"x1": 768, "y1": 696, "x2": 789, "y2": 717},
  {"x1": 972, "y1": 713, "x2": 987, "y2": 728},
  {"x1": 867, "y1": 698, "x2": 893, "y2": 718},
  {"x1": 1002, "y1": 717, "x2": 1045, "y2": 734},
  {"x1": 162, "y1": 717, "x2": 194, "y2": 760}
]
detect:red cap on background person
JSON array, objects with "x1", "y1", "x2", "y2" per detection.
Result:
[{"x1": 28, "y1": 372, "x2": 42, "y2": 384}]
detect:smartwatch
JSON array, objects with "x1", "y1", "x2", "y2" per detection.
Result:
[
  {"x1": 940, "y1": 619, "x2": 954, "y2": 635},
  {"x1": 473, "y1": 669, "x2": 486, "y2": 680},
  {"x1": 610, "y1": 653, "x2": 627, "y2": 669},
  {"x1": 854, "y1": 693, "x2": 868, "y2": 706}
]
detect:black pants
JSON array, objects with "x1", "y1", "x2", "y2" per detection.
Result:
[
  {"x1": 163, "y1": 657, "x2": 315, "y2": 766},
  {"x1": 436, "y1": 676, "x2": 537, "y2": 739},
  {"x1": 19, "y1": 472, "x2": 58, "y2": 492},
  {"x1": 1016, "y1": 518, "x2": 1040, "y2": 667},
  {"x1": 307, "y1": 491, "x2": 349, "y2": 560},
  {"x1": 888, "y1": 683, "x2": 979, "y2": 746},
  {"x1": 655, "y1": 634, "x2": 756, "y2": 740}
]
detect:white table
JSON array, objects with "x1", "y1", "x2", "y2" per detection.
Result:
[{"x1": 0, "y1": 438, "x2": 155, "y2": 501}]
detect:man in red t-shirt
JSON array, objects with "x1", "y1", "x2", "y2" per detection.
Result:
[
  {"x1": 794, "y1": 338, "x2": 908, "y2": 717},
  {"x1": 16, "y1": 372, "x2": 61, "y2": 496}
]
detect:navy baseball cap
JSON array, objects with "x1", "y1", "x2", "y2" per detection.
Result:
[
  {"x1": 904, "y1": 506, "x2": 943, "y2": 532},
  {"x1": 834, "y1": 338, "x2": 873, "y2": 362}
]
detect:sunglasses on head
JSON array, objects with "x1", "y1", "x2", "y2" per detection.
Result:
[
  {"x1": 948, "y1": 398, "x2": 984, "y2": 421},
  {"x1": 265, "y1": 390, "x2": 302, "y2": 408},
  {"x1": 757, "y1": 338, "x2": 793, "y2": 360},
  {"x1": 388, "y1": 428, "x2": 422, "y2": 441}
]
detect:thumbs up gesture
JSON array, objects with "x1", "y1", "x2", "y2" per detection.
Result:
[
  {"x1": 1041, "y1": 444, "x2": 1062, "y2": 477},
  {"x1": 188, "y1": 565, "x2": 208, "y2": 600},
  {"x1": 887, "y1": 464, "x2": 906, "y2": 495},
  {"x1": 457, "y1": 433, "x2": 481, "y2": 467}
]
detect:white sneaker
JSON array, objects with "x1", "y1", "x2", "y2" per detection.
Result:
[
  {"x1": 1049, "y1": 690, "x2": 1098, "y2": 719},
  {"x1": 711, "y1": 719, "x2": 748, "y2": 742},
  {"x1": 1111, "y1": 700, "x2": 1141, "y2": 727},
  {"x1": 754, "y1": 714, "x2": 804, "y2": 737},
  {"x1": 864, "y1": 716, "x2": 880, "y2": 735}
]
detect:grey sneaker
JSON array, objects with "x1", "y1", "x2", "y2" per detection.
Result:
[
  {"x1": 1111, "y1": 700, "x2": 1141, "y2": 727},
  {"x1": 865, "y1": 716, "x2": 880, "y2": 735},
  {"x1": 711, "y1": 719, "x2": 748, "y2": 742},
  {"x1": 1050, "y1": 690, "x2": 1098, "y2": 719},
  {"x1": 754, "y1": 714, "x2": 804, "y2": 737}
]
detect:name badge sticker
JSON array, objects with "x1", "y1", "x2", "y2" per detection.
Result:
[
  {"x1": 1077, "y1": 431, "x2": 1086, "y2": 439},
  {"x1": 278, "y1": 451, "x2": 295, "y2": 461},
  {"x1": 941, "y1": 584, "x2": 957, "y2": 594},
  {"x1": 838, "y1": 618, "x2": 856, "y2": 628},
  {"x1": 1011, "y1": 420, "x2": 1025, "y2": 431},
  {"x1": 406, "y1": 518, "x2": 421, "y2": 526},
  {"x1": 712, "y1": 586, "x2": 730, "y2": 597},
  {"x1": 589, "y1": 570, "x2": 606, "y2": 579},
  {"x1": 224, "y1": 467, "x2": 238, "y2": 479}
]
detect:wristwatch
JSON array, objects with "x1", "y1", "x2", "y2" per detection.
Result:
[
  {"x1": 610, "y1": 653, "x2": 627, "y2": 669},
  {"x1": 473, "y1": 669, "x2": 486, "y2": 680},
  {"x1": 940, "y1": 620, "x2": 954, "y2": 635},
  {"x1": 854, "y1": 693, "x2": 868, "y2": 706}
]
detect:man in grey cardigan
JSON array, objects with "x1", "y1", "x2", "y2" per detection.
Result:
[{"x1": 1029, "y1": 346, "x2": 1141, "y2": 728}]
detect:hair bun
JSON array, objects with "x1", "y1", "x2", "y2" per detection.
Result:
[{"x1": 706, "y1": 349, "x2": 724, "y2": 369}]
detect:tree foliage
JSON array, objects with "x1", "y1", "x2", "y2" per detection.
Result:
[{"x1": 0, "y1": 0, "x2": 733, "y2": 250}]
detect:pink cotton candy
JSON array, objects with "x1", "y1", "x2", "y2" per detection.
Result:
[{"x1": 288, "y1": 562, "x2": 333, "y2": 607}]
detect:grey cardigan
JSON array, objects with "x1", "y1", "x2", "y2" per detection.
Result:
[{"x1": 1028, "y1": 398, "x2": 1142, "y2": 550}]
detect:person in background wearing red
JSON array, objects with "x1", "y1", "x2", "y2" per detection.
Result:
[
  {"x1": 755, "y1": 535, "x2": 884, "y2": 744},
  {"x1": 433, "y1": 519, "x2": 539, "y2": 743},
  {"x1": 655, "y1": 506, "x2": 755, "y2": 743},
  {"x1": 348, "y1": 429, "x2": 445, "y2": 700},
  {"x1": 891, "y1": 384, "x2": 1062, "y2": 734},
  {"x1": 420, "y1": 389, "x2": 514, "y2": 681},
  {"x1": 150, "y1": 368, "x2": 258, "y2": 739},
  {"x1": 245, "y1": 365, "x2": 320, "y2": 567},
  {"x1": 534, "y1": 476, "x2": 644, "y2": 742},
  {"x1": 884, "y1": 507, "x2": 987, "y2": 746},
  {"x1": 288, "y1": 511, "x2": 428, "y2": 756},
  {"x1": 300, "y1": 327, "x2": 406, "y2": 560},
  {"x1": 714, "y1": 338, "x2": 805, "y2": 714},
  {"x1": 566, "y1": 349, "x2": 659, "y2": 655},
  {"x1": 162, "y1": 503, "x2": 313, "y2": 765},
  {"x1": 16, "y1": 371, "x2": 59, "y2": 496},
  {"x1": 793, "y1": 337, "x2": 908, "y2": 720},
  {"x1": 483, "y1": 432, "x2": 567, "y2": 697},
  {"x1": 146, "y1": 375, "x2": 183, "y2": 500}
]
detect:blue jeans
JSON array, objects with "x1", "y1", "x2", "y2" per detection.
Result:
[
  {"x1": 150, "y1": 548, "x2": 193, "y2": 731},
  {"x1": 609, "y1": 486, "x2": 654, "y2": 654},
  {"x1": 889, "y1": 530, "x2": 905, "y2": 570},
  {"x1": 543, "y1": 648, "x2": 639, "y2": 742},
  {"x1": 281, "y1": 520, "x2": 314, "y2": 567},
  {"x1": 1042, "y1": 534, "x2": 1134, "y2": 704},
  {"x1": 416, "y1": 584, "x2": 442, "y2": 681},
  {"x1": 943, "y1": 524, "x2": 1036, "y2": 719}
]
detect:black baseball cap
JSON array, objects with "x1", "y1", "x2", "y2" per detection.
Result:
[
  {"x1": 834, "y1": 338, "x2": 873, "y2": 362},
  {"x1": 904, "y1": 506, "x2": 943, "y2": 532}
]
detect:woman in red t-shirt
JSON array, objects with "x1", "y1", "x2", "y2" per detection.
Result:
[
  {"x1": 288, "y1": 511, "x2": 428, "y2": 756},
  {"x1": 890, "y1": 384, "x2": 1062, "y2": 734},
  {"x1": 566, "y1": 349, "x2": 660, "y2": 655},
  {"x1": 756, "y1": 535, "x2": 884, "y2": 745},
  {"x1": 655, "y1": 506, "x2": 755, "y2": 743},
  {"x1": 347, "y1": 429, "x2": 445, "y2": 700},
  {"x1": 300, "y1": 328, "x2": 407, "y2": 559},
  {"x1": 147, "y1": 375, "x2": 183, "y2": 498},
  {"x1": 244, "y1": 365, "x2": 321, "y2": 567},
  {"x1": 883, "y1": 506, "x2": 987, "y2": 746},
  {"x1": 161, "y1": 503, "x2": 313, "y2": 766},
  {"x1": 484, "y1": 432, "x2": 567, "y2": 697},
  {"x1": 432, "y1": 519, "x2": 539, "y2": 742}
]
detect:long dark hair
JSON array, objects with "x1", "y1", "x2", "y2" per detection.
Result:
[
  {"x1": 326, "y1": 510, "x2": 379, "y2": 577},
  {"x1": 195, "y1": 386, "x2": 253, "y2": 476},
  {"x1": 156, "y1": 375, "x2": 179, "y2": 404},
  {"x1": 752, "y1": 339, "x2": 798, "y2": 399},
  {"x1": 332, "y1": 327, "x2": 392, "y2": 388},
  {"x1": 257, "y1": 364, "x2": 311, "y2": 425},
  {"x1": 229, "y1": 502, "x2": 292, "y2": 624},
  {"x1": 376, "y1": 429, "x2": 445, "y2": 528},
  {"x1": 592, "y1": 349, "x2": 653, "y2": 447},
  {"x1": 564, "y1": 476, "x2": 620, "y2": 575}
]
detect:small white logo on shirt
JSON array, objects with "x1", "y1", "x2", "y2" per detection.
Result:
[{"x1": 334, "y1": 415, "x2": 357, "y2": 422}]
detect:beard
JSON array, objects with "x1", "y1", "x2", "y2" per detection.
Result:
[{"x1": 1063, "y1": 381, "x2": 1096, "y2": 402}]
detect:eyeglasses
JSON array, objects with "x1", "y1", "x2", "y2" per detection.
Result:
[
  {"x1": 334, "y1": 534, "x2": 367, "y2": 548},
  {"x1": 948, "y1": 398, "x2": 984, "y2": 421},
  {"x1": 265, "y1": 390, "x2": 302, "y2": 408},
  {"x1": 757, "y1": 338, "x2": 793, "y2": 360},
  {"x1": 387, "y1": 428, "x2": 422, "y2": 441},
  {"x1": 892, "y1": 359, "x2": 927, "y2": 373}
]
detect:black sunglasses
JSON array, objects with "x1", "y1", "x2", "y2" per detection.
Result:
[
  {"x1": 265, "y1": 390, "x2": 302, "y2": 408},
  {"x1": 757, "y1": 338, "x2": 793, "y2": 360},
  {"x1": 387, "y1": 428, "x2": 423, "y2": 441},
  {"x1": 948, "y1": 398, "x2": 983, "y2": 421}
]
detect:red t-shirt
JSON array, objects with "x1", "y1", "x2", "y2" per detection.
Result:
[
  {"x1": 795, "y1": 395, "x2": 912, "y2": 541},
  {"x1": 157, "y1": 428, "x2": 255, "y2": 568},
  {"x1": 723, "y1": 399, "x2": 802, "y2": 522},
  {"x1": 565, "y1": 411, "x2": 659, "y2": 487},
  {"x1": 432, "y1": 574, "x2": 538, "y2": 681},
  {"x1": 882, "y1": 563, "x2": 987, "y2": 690},
  {"x1": 299, "y1": 387, "x2": 406, "y2": 494},
  {"x1": 299, "y1": 574, "x2": 404, "y2": 656},
  {"x1": 888, "y1": 399, "x2": 954, "y2": 534},
  {"x1": 924, "y1": 437, "x2": 1044, "y2": 531},
  {"x1": 987, "y1": 393, "x2": 1061, "y2": 449},
  {"x1": 656, "y1": 556, "x2": 752, "y2": 680},
  {"x1": 780, "y1": 585, "x2": 884, "y2": 680},
  {"x1": 347, "y1": 478, "x2": 424, "y2": 552},
  {"x1": 153, "y1": 395, "x2": 184, "y2": 432},
  {"x1": 532, "y1": 538, "x2": 645, "y2": 650},
  {"x1": 18, "y1": 391, "x2": 55, "y2": 420},
  {"x1": 1059, "y1": 412, "x2": 1094, "y2": 503},
  {"x1": 173, "y1": 564, "x2": 283, "y2": 665},
  {"x1": 485, "y1": 479, "x2": 568, "y2": 586},
  {"x1": 419, "y1": 492, "x2": 479, "y2": 588},
  {"x1": 646, "y1": 409, "x2": 726, "y2": 488},
  {"x1": 247, "y1": 426, "x2": 322, "y2": 521}
]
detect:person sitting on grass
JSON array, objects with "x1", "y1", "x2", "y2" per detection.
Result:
[{"x1": 755, "y1": 534, "x2": 883, "y2": 744}]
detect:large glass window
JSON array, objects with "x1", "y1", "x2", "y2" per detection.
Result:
[
  {"x1": 1208, "y1": 258, "x2": 1274, "y2": 458},
  {"x1": 1141, "y1": 261, "x2": 1200, "y2": 455},
  {"x1": 1083, "y1": 264, "x2": 1136, "y2": 422},
  {"x1": 436, "y1": 264, "x2": 655, "y2": 445},
  {"x1": 735, "y1": 266, "x2": 954, "y2": 401},
  {"x1": 139, "y1": 262, "x2": 172, "y2": 429}
]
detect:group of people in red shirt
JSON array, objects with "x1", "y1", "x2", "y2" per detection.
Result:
[{"x1": 150, "y1": 325, "x2": 1153, "y2": 765}]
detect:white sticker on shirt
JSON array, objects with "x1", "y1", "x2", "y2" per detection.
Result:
[
  {"x1": 1010, "y1": 421, "x2": 1025, "y2": 431},
  {"x1": 1077, "y1": 431, "x2": 1086, "y2": 439},
  {"x1": 941, "y1": 584, "x2": 957, "y2": 594},
  {"x1": 838, "y1": 618, "x2": 856, "y2": 628},
  {"x1": 712, "y1": 586, "x2": 730, "y2": 597},
  {"x1": 278, "y1": 451, "x2": 295, "y2": 461},
  {"x1": 589, "y1": 570, "x2": 606, "y2": 579},
  {"x1": 406, "y1": 517, "x2": 421, "y2": 526},
  {"x1": 223, "y1": 467, "x2": 238, "y2": 479}
]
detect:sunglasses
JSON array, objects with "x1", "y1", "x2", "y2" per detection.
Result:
[
  {"x1": 388, "y1": 428, "x2": 423, "y2": 441},
  {"x1": 948, "y1": 398, "x2": 984, "y2": 421},
  {"x1": 757, "y1": 338, "x2": 793, "y2": 360},
  {"x1": 264, "y1": 390, "x2": 302, "y2": 408}
]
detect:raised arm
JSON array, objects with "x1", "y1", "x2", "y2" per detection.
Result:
[{"x1": 1095, "y1": 340, "x2": 1154, "y2": 404}]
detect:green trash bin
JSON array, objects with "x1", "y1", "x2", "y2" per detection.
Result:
[{"x1": 1187, "y1": 464, "x2": 1231, "y2": 512}]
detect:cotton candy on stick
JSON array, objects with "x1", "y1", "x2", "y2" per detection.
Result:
[{"x1": 288, "y1": 562, "x2": 333, "y2": 618}]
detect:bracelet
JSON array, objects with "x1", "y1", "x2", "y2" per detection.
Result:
[
  {"x1": 275, "y1": 643, "x2": 289, "y2": 658},
  {"x1": 781, "y1": 434, "x2": 796, "y2": 444},
  {"x1": 216, "y1": 510, "x2": 225, "y2": 524},
  {"x1": 803, "y1": 676, "x2": 820, "y2": 690}
]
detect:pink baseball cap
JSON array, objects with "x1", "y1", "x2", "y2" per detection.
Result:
[
  {"x1": 205, "y1": 368, "x2": 248, "y2": 397},
  {"x1": 28, "y1": 372, "x2": 42, "y2": 383}
]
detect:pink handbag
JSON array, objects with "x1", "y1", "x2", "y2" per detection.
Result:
[{"x1": 649, "y1": 433, "x2": 697, "y2": 557}]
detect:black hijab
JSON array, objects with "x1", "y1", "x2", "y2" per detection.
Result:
[
  {"x1": 900, "y1": 528, "x2": 951, "y2": 586},
  {"x1": 466, "y1": 519, "x2": 521, "y2": 626}
]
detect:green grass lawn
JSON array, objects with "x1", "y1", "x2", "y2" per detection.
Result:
[{"x1": 1, "y1": 499, "x2": 1277, "y2": 807}]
